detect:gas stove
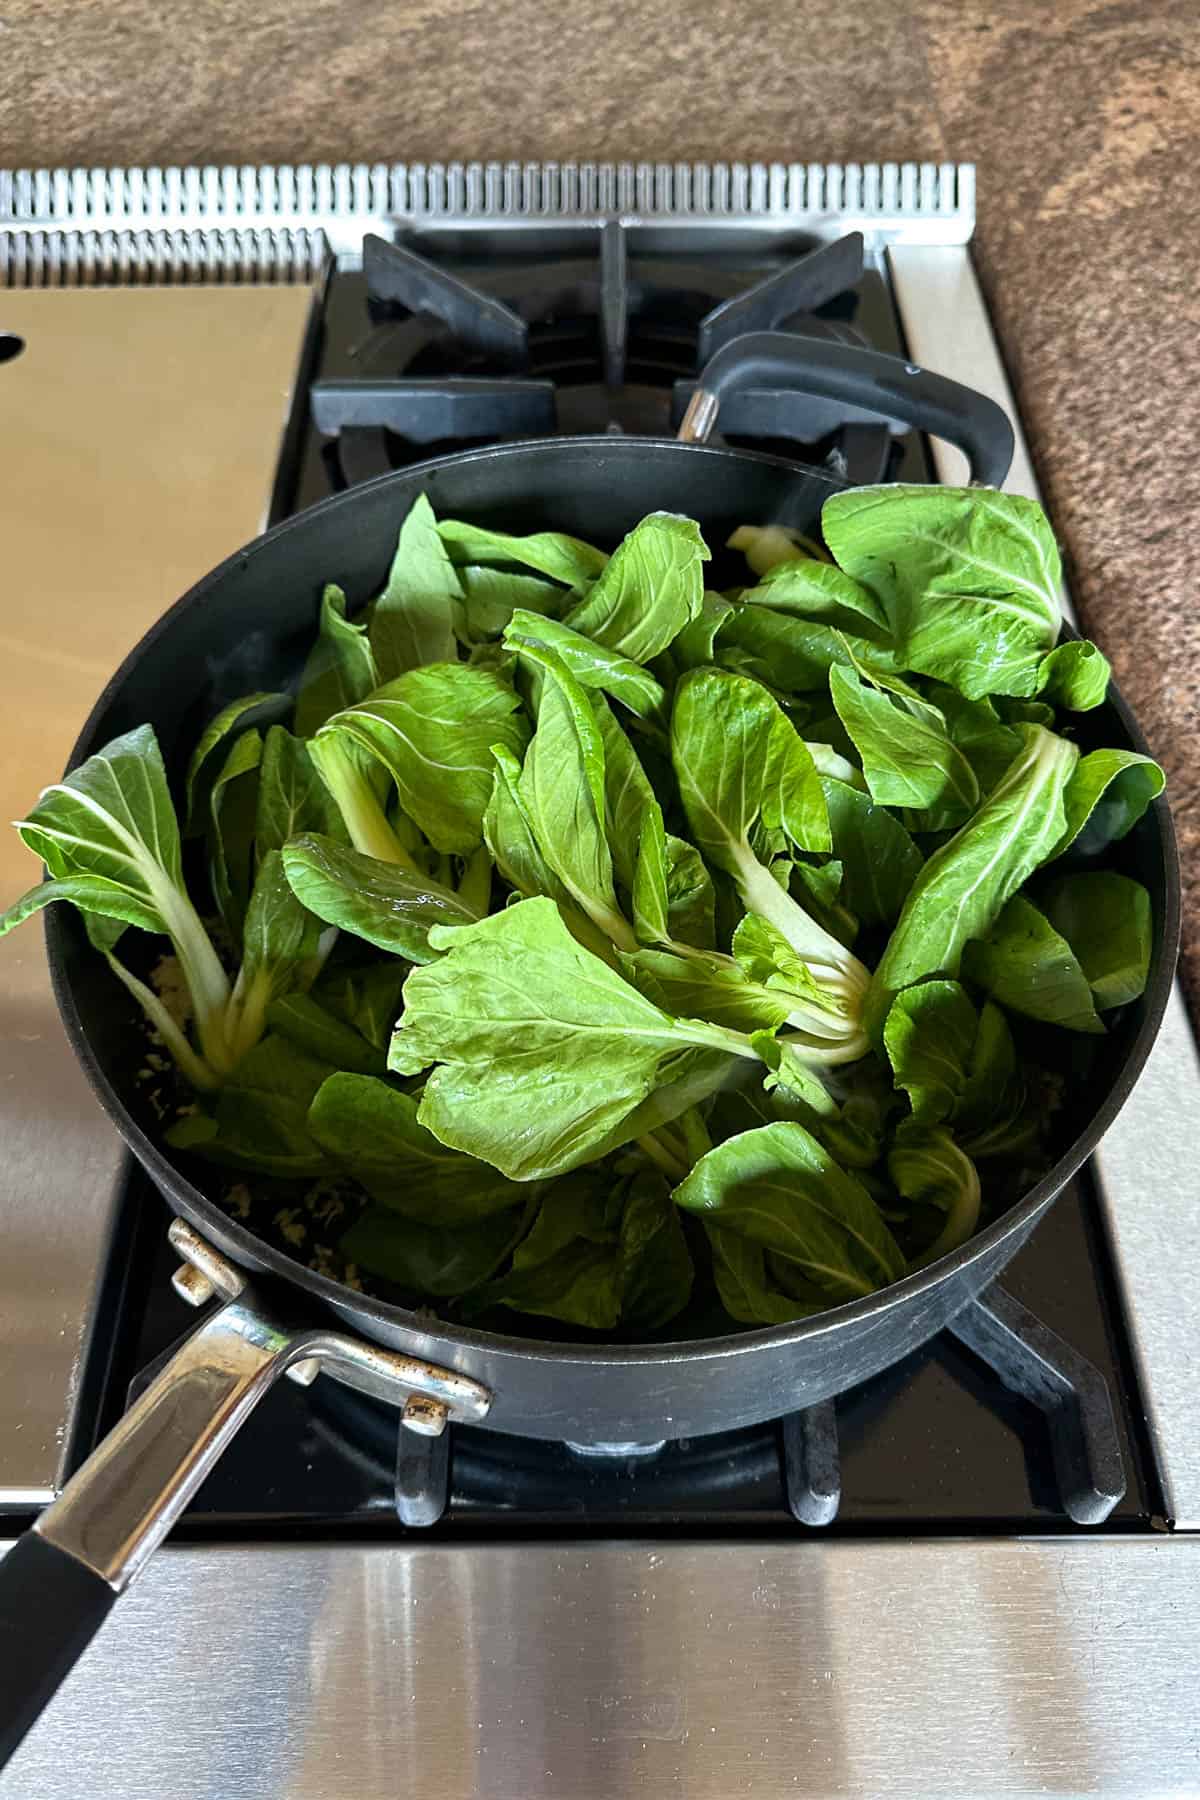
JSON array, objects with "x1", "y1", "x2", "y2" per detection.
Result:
[{"x1": 2, "y1": 161, "x2": 1199, "y2": 1799}]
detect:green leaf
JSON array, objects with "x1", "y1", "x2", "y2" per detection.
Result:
[
  {"x1": 306, "y1": 733, "x2": 408, "y2": 867},
  {"x1": 14, "y1": 721, "x2": 182, "y2": 898},
  {"x1": 475, "y1": 1169, "x2": 692, "y2": 1332},
  {"x1": 732, "y1": 912, "x2": 828, "y2": 1012},
  {"x1": 516, "y1": 648, "x2": 630, "y2": 945},
  {"x1": 956, "y1": 1001, "x2": 1017, "y2": 1133},
  {"x1": 184, "y1": 691, "x2": 291, "y2": 834},
  {"x1": 371, "y1": 493, "x2": 463, "y2": 677},
  {"x1": 789, "y1": 858, "x2": 857, "y2": 949},
  {"x1": 1, "y1": 872, "x2": 163, "y2": 941},
  {"x1": 617, "y1": 1172, "x2": 694, "y2": 1329},
  {"x1": 888, "y1": 1123, "x2": 982, "y2": 1264},
  {"x1": 1040, "y1": 871, "x2": 1153, "y2": 1010},
  {"x1": 233, "y1": 848, "x2": 321, "y2": 1018},
  {"x1": 482, "y1": 743, "x2": 569, "y2": 904},
  {"x1": 750, "y1": 1031, "x2": 839, "y2": 1119},
  {"x1": 673, "y1": 1121, "x2": 906, "y2": 1301},
  {"x1": 672, "y1": 666, "x2": 876, "y2": 1045},
  {"x1": 281, "y1": 832, "x2": 479, "y2": 960},
  {"x1": 594, "y1": 695, "x2": 657, "y2": 893},
  {"x1": 883, "y1": 980, "x2": 979, "y2": 1123},
  {"x1": 563, "y1": 512, "x2": 709, "y2": 662},
  {"x1": 952, "y1": 1003, "x2": 1036, "y2": 1159},
  {"x1": 997, "y1": 697, "x2": 1056, "y2": 728},
  {"x1": 829, "y1": 663, "x2": 979, "y2": 817},
  {"x1": 629, "y1": 789, "x2": 717, "y2": 956},
  {"x1": 962, "y1": 893, "x2": 1104, "y2": 1033},
  {"x1": 475, "y1": 1173, "x2": 623, "y2": 1329},
  {"x1": 671, "y1": 667, "x2": 830, "y2": 872},
  {"x1": 1054, "y1": 748, "x2": 1166, "y2": 857},
  {"x1": 8, "y1": 723, "x2": 234, "y2": 1077},
  {"x1": 266, "y1": 992, "x2": 386, "y2": 1074},
  {"x1": 632, "y1": 801, "x2": 671, "y2": 944},
  {"x1": 664, "y1": 834, "x2": 716, "y2": 951},
  {"x1": 317, "y1": 661, "x2": 529, "y2": 855},
  {"x1": 459, "y1": 565, "x2": 565, "y2": 642},
  {"x1": 924, "y1": 685, "x2": 1022, "y2": 798},
  {"x1": 621, "y1": 944, "x2": 793, "y2": 1034},
  {"x1": 294, "y1": 584, "x2": 379, "y2": 737},
  {"x1": 869, "y1": 724, "x2": 1080, "y2": 1024},
  {"x1": 740, "y1": 556, "x2": 888, "y2": 630},
  {"x1": 814, "y1": 1061, "x2": 898, "y2": 1170},
  {"x1": 208, "y1": 726, "x2": 263, "y2": 940},
  {"x1": 341, "y1": 1203, "x2": 528, "y2": 1298},
  {"x1": 823, "y1": 484, "x2": 1062, "y2": 699},
  {"x1": 718, "y1": 605, "x2": 898, "y2": 695},
  {"x1": 218, "y1": 863, "x2": 319, "y2": 1068},
  {"x1": 389, "y1": 897, "x2": 748, "y2": 1180},
  {"x1": 504, "y1": 608, "x2": 666, "y2": 719},
  {"x1": 668, "y1": 591, "x2": 736, "y2": 671},
  {"x1": 309, "y1": 1073, "x2": 526, "y2": 1224},
  {"x1": 1035, "y1": 639, "x2": 1110, "y2": 711},
  {"x1": 255, "y1": 725, "x2": 345, "y2": 856},
  {"x1": 438, "y1": 517, "x2": 607, "y2": 587},
  {"x1": 707, "y1": 1226, "x2": 822, "y2": 1325},
  {"x1": 314, "y1": 961, "x2": 407, "y2": 1050},
  {"x1": 821, "y1": 777, "x2": 923, "y2": 929},
  {"x1": 166, "y1": 1035, "x2": 331, "y2": 1177}
]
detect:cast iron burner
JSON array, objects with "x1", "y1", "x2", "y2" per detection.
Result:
[{"x1": 289, "y1": 226, "x2": 917, "y2": 512}]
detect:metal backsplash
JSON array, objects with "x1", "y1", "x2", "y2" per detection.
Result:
[{"x1": 0, "y1": 160, "x2": 974, "y2": 285}]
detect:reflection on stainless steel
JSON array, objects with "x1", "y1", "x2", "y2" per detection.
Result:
[
  {"x1": 890, "y1": 242, "x2": 1200, "y2": 1531},
  {"x1": 0, "y1": 285, "x2": 315, "y2": 1505},
  {"x1": 2, "y1": 1538, "x2": 1198, "y2": 1799},
  {"x1": 36, "y1": 1232, "x2": 491, "y2": 1589}
]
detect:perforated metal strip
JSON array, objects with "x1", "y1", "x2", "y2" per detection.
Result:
[
  {"x1": 0, "y1": 226, "x2": 328, "y2": 287},
  {"x1": 0, "y1": 161, "x2": 974, "y2": 285},
  {"x1": 0, "y1": 160, "x2": 972, "y2": 225}
]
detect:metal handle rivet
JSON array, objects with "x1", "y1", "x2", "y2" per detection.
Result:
[
  {"x1": 171, "y1": 1265, "x2": 215, "y2": 1308},
  {"x1": 402, "y1": 1394, "x2": 451, "y2": 1438}
]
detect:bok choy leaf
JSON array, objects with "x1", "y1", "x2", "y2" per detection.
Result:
[{"x1": 3, "y1": 724, "x2": 236, "y2": 1082}]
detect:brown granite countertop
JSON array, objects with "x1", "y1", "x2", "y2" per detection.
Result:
[{"x1": 2, "y1": 0, "x2": 1196, "y2": 999}]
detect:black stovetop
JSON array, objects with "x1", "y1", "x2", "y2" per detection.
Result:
[{"x1": 66, "y1": 225, "x2": 1164, "y2": 1540}]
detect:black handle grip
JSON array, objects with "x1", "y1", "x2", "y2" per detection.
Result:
[
  {"x1": 0, "y1": 1531, "x2": 116, "y2": 1772},
  {"x1": 691, "y1": 329, "x2": 1015, "y2": 490}
]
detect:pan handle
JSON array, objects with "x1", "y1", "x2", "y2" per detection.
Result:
[
  {"x1": 0, "y1": 1220, "x2": 491, "y2": 1773},
  {"x1": 678, "y1": 328, "x2": 1015, "y2": 489}
]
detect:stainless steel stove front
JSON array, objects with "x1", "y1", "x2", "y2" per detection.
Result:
[{"x1": 3, "y1": 1539, "x2": 1199, "y2": 1800}]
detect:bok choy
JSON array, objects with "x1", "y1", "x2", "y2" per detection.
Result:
[{"x1": 1, "y1": 485, "x2": 1165, "y2": 1337}]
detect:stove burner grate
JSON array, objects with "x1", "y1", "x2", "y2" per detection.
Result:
[
  {"x1": 206, "y1": 1281, "x2": 1129, "y2": 1533},
  {"x1": 305, "y1": 225, "x2": 910, "y2": 493}
]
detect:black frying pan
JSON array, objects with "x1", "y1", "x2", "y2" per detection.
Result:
[{"x1": 0, "y1": 334, "x2": 1179, "y2": 1771}]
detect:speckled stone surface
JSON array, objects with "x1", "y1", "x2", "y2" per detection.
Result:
[{"x1": 1, "y1": 0, "x2": 1196, "y2": 1002}]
